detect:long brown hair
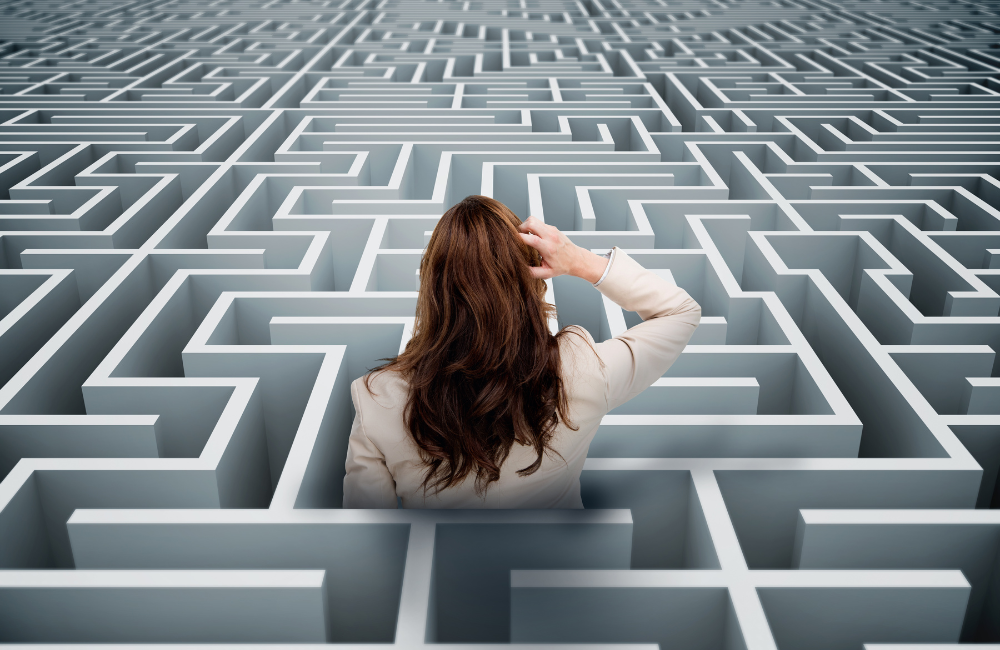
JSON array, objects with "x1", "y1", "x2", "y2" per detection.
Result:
[{"x1": 365, "y1": 195, "x2": 576, "y2": 497}]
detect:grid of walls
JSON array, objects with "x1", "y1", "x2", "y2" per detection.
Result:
[{"x1": 0, "y1": 0, "x2": 999, "y2": 647}]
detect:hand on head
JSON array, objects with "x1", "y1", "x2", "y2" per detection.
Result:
[{"x1": 518, "y1": 216, "x2": 609, "y2": 284}]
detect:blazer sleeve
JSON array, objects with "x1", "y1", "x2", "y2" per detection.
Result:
[
  {"x1": 594, "y1": 248, "x2": 702, "y2": 411},
  {"x1": 343, "y1": 380, "x2": 398, "y2": 509}
]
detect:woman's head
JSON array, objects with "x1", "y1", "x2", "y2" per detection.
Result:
[
  {"x1": 418, "y1": 195, "x2": 551, "y2": 362},
  {"x1": 367, "y1": 195, "x2": 574, "y2": 496}
]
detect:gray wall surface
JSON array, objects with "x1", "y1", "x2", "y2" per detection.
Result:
[{"x1": 0, "y1": 0, "x2": 999, "y2": 647}]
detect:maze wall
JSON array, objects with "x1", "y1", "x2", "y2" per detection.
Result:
[{"x1": 0, "y1": 0, "x2": 999, "y2": 647}]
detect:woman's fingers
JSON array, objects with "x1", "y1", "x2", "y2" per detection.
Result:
[
  {"x1": 520, "y1": 218, "x2": 558, "y2": 251},
  {"x1": 527, "y1": 264, "x2": 551, "y2": 279},
  {"x1": 519, "y1": 231, "x2": 539, "y2": 247},
  {"x1": 519, "y1": 231, "x2": 549, "y2": 255},
  {"x1": 520, "y1": 216, "x2": 570, "y2": 279},
  {"x1": 519, "y1": 215, "x2": 548, "y2": 237}
]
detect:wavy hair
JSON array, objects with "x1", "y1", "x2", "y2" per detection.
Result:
[{"x1": 365, "y1": 195, "x2": 576, "y2": 497}]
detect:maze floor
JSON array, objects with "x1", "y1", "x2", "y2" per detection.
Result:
[{"x1": 0, "y1": 0, "x2": 999, "y2": 647}]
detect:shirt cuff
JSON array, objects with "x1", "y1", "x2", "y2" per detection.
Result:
[{"x1": 592, "y1": 247, "x2": 616, "y2": 287}]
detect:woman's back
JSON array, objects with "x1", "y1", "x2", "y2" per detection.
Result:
[{"x1": 344, "y1": 245, "x2": 701, "y2": 508}]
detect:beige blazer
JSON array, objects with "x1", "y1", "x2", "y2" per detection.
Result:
[{"x1": 343, "y1": 248, "x2": 702, "y2": 508}]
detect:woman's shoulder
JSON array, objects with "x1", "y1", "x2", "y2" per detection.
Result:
[
  {"x1": 352, "y1": 368, "x2": 409, "y2": 411},
  {"x1": 350, "y1": 369, "x2": 417, "y2": 456},
  {"x1": 557, "y1": 325, "x2": 605, "y2": 381},
  {"x1": 555, "y1": 325, "x2": 608, "y2": 418},
  {"x1": 558, "y1": 324, "x2": 599, "y2": 358},
  {"x1": 560, "y1": 324, "x2": 596, "y2": 344}
]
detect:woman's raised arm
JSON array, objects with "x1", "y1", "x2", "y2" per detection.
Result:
[
  {"x1": 592, "y1": 248, "x2": 701, "y2": 411},
  {"x1": 518, "y1": 216, "x2": 701, "y2": 411}
]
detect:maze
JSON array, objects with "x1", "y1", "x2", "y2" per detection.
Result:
[{"x1": 0, "y1": 0, "x2": 999, "y2": 646}]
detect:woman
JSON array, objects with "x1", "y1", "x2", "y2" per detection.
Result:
[{"x1": 343, "y1": 195, "x2": 701, "y2": 508}]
